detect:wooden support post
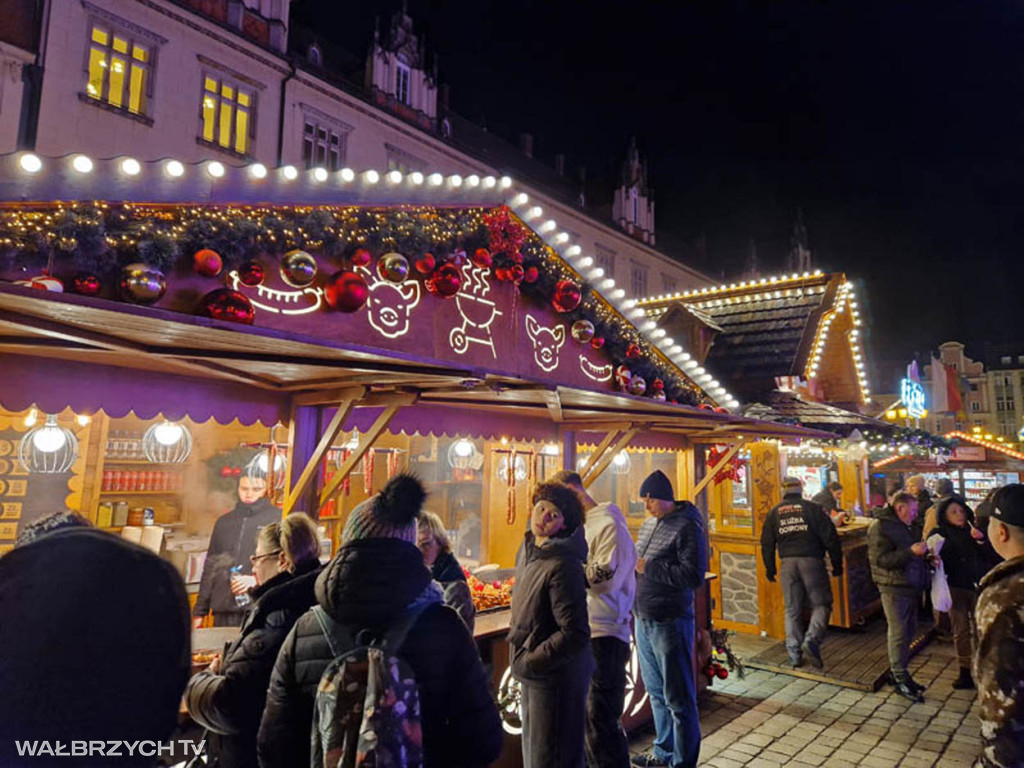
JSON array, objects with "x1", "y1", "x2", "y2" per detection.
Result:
[
  {"x1": 561, "y1": 429, "x2": 577, "y2": 472},
  {"x1": 577, "y1": 428, "x2": 623, "y2": 480},
  {"x1": 691, "y1": 442, "x2": 742, "y2": 499},
  {"x1": 318, "y1": 394, "x2": 417, "y2": 507},
  {"x1": 283, "y1": 390, "x2": 364, "y2": 515},
  {"x1": 583, "y1": 427, "x2": 639, "y2": 489}
]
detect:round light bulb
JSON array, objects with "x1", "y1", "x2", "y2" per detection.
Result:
[
  {"x1": 454, "y1": 439, "x2": 474, "y2": 458},
  {"x1": 312, "y1": 167, "x2": 328, "y2": 182},
  {"x1": 410, "y1": 171, "x2": 424, "y2": 185},
  {"x1": 207, "y1": 161, "x2": 225, "y2": 178},
  {"x1": 165, "y1": 160, "x2": 185, "y2": 177},
  {"x1": 364, "y1": 170, "x2": 380, "y2": 184},
  {"x1": 250, "y1": 163, "x2": 268, "y2": 179},
  {"x1": 19, "y1": 153, "x2": 42, "y2": 173},
  {"x1": 387, "y1": 170, "x2": 402, "y2": 184},
  {"x1": 72, "y1": 155, "x2": 93, "y2": 174},
  {"x1": 340, "y1": 167, "x2": 355, "y2": 182},
  {"x1": 153, "y1": 421, "x2": 183, "y2": 446},
  {"x1": 428, "y1": 172, "x2": 443, "y2": 186},
  {"x1": 121, "y1": 157, "x2": 141, "y2": 176},
  {"x1": 613, "y1": 452, "x2": 627, "y2": 467},
  {"x1": 281, "y1": 165, "x2": 298, "y2": 180},
  {"x1": 33, "y1": 424, "x2": 67, "y2": 453}
]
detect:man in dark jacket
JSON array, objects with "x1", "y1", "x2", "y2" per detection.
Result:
[
  {"x1": 811, "y1": 481, "x2": 844, "y2": 523},
  {"x1": 762, "y1": 477, "x2": 843, "y2": 668},
  {"x1": 974, "y1": 484, "x2": 1024, "y2": 768},
  {"x1": 193, "y1": 474, "x2": 281, "y2": 627},
  {"x1": 509, "y1": 481, "x2": 593, "y2": 768},
  {"x1": 257, "y1": 475, "x2": 502, "y2": 768},
  {"x1": 630, "y1": 470, "x2": 708, "y2": 768},
  {"x1": 0, "y1": 527, "x2": 190, "y2": 767},
  {"x1": 868, "y1": 490, "x2": 930, "y2": 702}
]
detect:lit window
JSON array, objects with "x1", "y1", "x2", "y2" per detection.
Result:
[
  {"x1": 302, "y1": 120, "x2": 347, "y2": 171},
  {"x1": 86, "y1": 24, "x2": 151, "y2": 116},
  {"x1": 201, "y1": 74, "x2": 254, "y2": 155},
  {"x1": 396, "y1": 62, "x2": 410, "y2": 105}
]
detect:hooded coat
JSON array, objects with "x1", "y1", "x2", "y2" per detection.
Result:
[
  {"x1": 185, "y1": 559, "x2": 321, "y2": 768},
  {"x1": 256, "y1": 538, "x2": 502, "y2": 768},
  {"x1": 508, "y1": 527, "x2": 593, "y2": 684},
  {"x1": 868, "y1": 504, "x2": 929, "y2": 593},
  {"x1": 0, "y1": 528, "x2": 189, "y2": 767},
  {"x1": 925, "y1": 497, "x2": 985, "y2": 590},
  {"x1": 193, "y1": 497, "x2": 282, "y2": 623},
  {"x1": 583, "y1": 501, "x2": 637, "y2": 643}
]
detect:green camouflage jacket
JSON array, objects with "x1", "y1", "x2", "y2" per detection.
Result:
[{"x1": 973, "y1": 554, "x2": 1024, "y2": 768}]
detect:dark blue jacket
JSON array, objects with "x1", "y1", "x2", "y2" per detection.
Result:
[{"x1": 634, "y1": 501, "x2": 708, "y2": 621}]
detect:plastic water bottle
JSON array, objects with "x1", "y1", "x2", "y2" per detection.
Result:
[{"x1": 230, "y1": 564, "x2": 251, "y2": 608}]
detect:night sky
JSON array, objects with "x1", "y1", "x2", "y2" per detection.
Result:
[{"x1": 292, "y1": 0, "x2": 1024, "y2": 388}]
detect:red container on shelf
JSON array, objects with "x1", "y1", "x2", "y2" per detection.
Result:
[
  {"x1": 101, "y1": 471, "x2": 111, "y2": 492},
  {"x1": 112, "y1": 471, "x2": 123, "y2": 492},
  {"x1": 126, "y1": 471, "x2": 137, "y2": 492}
]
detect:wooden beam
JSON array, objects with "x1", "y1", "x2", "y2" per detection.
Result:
[
  {"x1": 691, "y1": 442, "x2": 742, "y2": 499},
  {"x1": 318, "y1": 393, "x2": 418, "y2": 506},
  {"x1": 577, "y1": 428, "x2": 622, "y2": 479},
  {"x1": 544, "y1": 390, "x2": 563, "y2": 422},
  {"x1": 292, "y1": 386, "x2": 374, "y2": 407},
  {"x1": 583, "y1": 427, "x2": 640, "y2": 489},
  {"x1": 283, "y1": 389, "x2": 365, "y2": 515}
]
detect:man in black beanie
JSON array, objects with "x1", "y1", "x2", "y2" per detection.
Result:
[{"x1": 630, "y1": 470, "x2": 708, "y2": 768}]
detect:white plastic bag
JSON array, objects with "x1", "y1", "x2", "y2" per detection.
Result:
[{"x1": 927, "y1": 533, "x2": 953, "y2": 613}]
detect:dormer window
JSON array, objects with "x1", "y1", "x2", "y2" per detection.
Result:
[{"x1": 396, "y1": 62, "x2": 410, "y2": 105}]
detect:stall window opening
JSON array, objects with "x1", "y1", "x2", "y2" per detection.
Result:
[{"x1": 86, "y1": 24, "x2": 151, "y2": 116}]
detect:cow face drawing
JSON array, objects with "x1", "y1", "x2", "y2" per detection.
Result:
[
  {"x1": 355, "y1": 266, "x2": 421, "y2": 339},
  {"x1": 525, "y1": 315, "x2": 565, "y2": 372}
]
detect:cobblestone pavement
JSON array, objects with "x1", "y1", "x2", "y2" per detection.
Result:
[{"x1": 629, "y1": 636, "x2": 982, "y2": 767}]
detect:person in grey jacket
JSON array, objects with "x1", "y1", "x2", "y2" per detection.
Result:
[
  {"x1": 868, "y1": 490, "x2": 930, "y2": 702},
  {"x1": 509, "y1": 481, "x2": 593, "y2": 768},
  {"x1": 762, "y1": 476, "x2": 843, "y2": 669},
  {"x1": 630, "y1": 470, "x2": 708, "y2": 768}
]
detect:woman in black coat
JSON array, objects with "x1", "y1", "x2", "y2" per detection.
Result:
[
  {"x1": 186, "y1": 513, "x2": 322, "y2": 768},
  {"x1": 926, "y1": 495, "x2": 987, "y2": 689},
  {"x1": 508, "y1": 481, "x2": 593, "y2": 768},
  {"x1": 417, "y1": 510, "x2": 476, "y2": 631},
  {"x1": 257, "y1": 475, "x2": 502, "y2": 768}
]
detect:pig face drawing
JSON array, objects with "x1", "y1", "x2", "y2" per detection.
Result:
[
  {"x1": 525, "y1": 315, "x2": 566, "y2": 372},
  {"x1": 355, "y1": 265, "x2": 421, "y2": 339}
]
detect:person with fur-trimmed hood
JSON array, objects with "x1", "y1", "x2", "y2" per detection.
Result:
[
  {"x1": 257, "y1": 475, "x2": 501, "y2": 768},
  {"x1": 509, "y1": 480, "x2": 593, "y2": 768}
]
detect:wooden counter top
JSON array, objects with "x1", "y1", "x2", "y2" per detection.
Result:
[
  {"x1": 474, "y1": 607, "x2": 511, "y2": 639},
  {"x1": 836, "y1": 519, "x2": 871, "y2": 538}
]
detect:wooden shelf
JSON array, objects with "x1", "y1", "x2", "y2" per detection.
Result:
[
  {"x1": 102, "y1": 459, "x2": 188, "y2": 466},
  {"x1": 99, "y1": 490, "x2": 182, "y2": 496}
]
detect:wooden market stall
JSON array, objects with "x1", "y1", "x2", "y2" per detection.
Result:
[
  {"x1": 641, "y1": 272, "x2": 894, "y2": 638},
  {"x1": 0, "y1": 150, "x2": 828, "y2": 763}
]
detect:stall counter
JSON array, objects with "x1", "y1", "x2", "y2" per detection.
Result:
[{"x1": 829, "y1": 518, "x2": 880, "y2": 628}]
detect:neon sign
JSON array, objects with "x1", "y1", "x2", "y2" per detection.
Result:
[{"x1": 900, "y1": 378, "x2": 926, "y2": 419}]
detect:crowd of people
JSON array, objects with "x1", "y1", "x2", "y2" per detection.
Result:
[{"x1": 0, "y1": 471, "x2": 1021, "y2": 768}]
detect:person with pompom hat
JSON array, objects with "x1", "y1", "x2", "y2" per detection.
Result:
[{"x1": 258, "y1": 474, "x2": 501, "y2": 768}]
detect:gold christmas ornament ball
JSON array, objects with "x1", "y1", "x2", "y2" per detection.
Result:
[{"x1": 280, "y1": 249, "x2": 318, "y2": 288}]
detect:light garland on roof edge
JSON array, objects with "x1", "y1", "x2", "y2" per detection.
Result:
[
  {"x1": 6, "y1": 151, "x2": 738, "y2": 410},
  {"x1": 803, "y1": 280, "x2": 871, "y2": 404},
  {"x1": 636, "y1": 268, "x2": 826, "y2": 306}
]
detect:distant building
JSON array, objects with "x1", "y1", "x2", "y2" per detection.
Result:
[
  {"x1": 1, "y1": 0, "x2": 709, "y2": 300},
  {"x1": 920, "y1": 341, "x2": 1024, "y2": 444}
]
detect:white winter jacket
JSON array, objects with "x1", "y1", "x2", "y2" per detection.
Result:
[{"x1": 583, "y1": 502, "x2": 638, "y2": 642}]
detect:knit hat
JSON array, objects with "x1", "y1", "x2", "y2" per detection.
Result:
[
  {"x1": 782, "y1": 476, "x2": 803, "y2": 494},
  {"x1": 992, "y1": 484, "x2": 1024, "y2": 527},
  {"x1": 639, "y1": 470, "x2": 674, "y2": 501},
  {"x1": 342, "y1": 474, "x2": 426, "y2": 545}
]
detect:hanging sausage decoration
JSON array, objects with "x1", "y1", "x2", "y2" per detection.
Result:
[
  {"x1": 340, "y1": 449, "x2": 351, "y2": 496},
  {"x1": 387, "y1": 449, "x2": 400, "y2": 480},
  {"x1": 506, "y1": 447, "x2": 518, "y2": 526},
  {"x1": 363, "y1": 448, "x2": 375, "y2": 497}
]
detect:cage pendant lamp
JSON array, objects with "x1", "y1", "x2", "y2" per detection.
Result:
[
  {"x1": 142, "y1": 420, "x2": 193, "y2": 463},
  {"x1": 244, "y1": 447, "x2": 288, "y2": 490},
  {"x1": 18, "y1": 414, "x2": 79, "y2": 473}
]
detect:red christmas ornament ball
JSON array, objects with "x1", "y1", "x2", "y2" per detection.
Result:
[
  {"x1": 495, "y1": 267, "x2": 511, "y2": 282},
  {"x1": 472, "y1": 248, "x2": 492, "y2": 268},
  {"x1": 414, "y1": 252, "x2": 436, "y2": 275},
  {"x1": 427, "y1": 263, "x2": 461, "y2": 298},
  {"x1": 324, "y1": 270, "x2": 369, "y2": 312},
  {"x1": 715, "y1": 666, "x2": 729, "y2": 680},
  {"x1": 199, "y1": 288, "x2": 255, "y2": 325},
  {"x1": 193, "y1": 248, "x2": 223, "y2": 277},
  {"x1": 72, "y1": 273, "x2": 101, "y2": 296},
  {"x1": 510, "y1": 264, "x2": 525, "y2": 283},
  {"x1": 552, "y1": 279, "x2": 581, "y2": 313},
  {"x1": 219, "y1": 466, "x2": 234, "y2": 478},
  {"x1": 626, "y1": 343, "x2": 642, "y2": 359},
  {"x1": 699, "y1": 403, "x2": 715, "y2": 411},
  {"x1": 652, "y1": 378, "x2": 665, "y2": 392},
  {"x1": 237, "y1": 260, "x2": 265, "y2": 287},
  {"x1": 511, "y1": 251, "x2": 524, "y2": 265},
  {"x1": 590, "y1": 337, "x2": 605, "y2": 349},
  {"x1": 351, "y1": 248, "x2": 372, "y2": 267},
  {"x1": 523, "y1": 266, "x2": 539, "y2": 284},
  {"x1": 714, "y1": 406, "x2": 730, "y2": 414}
]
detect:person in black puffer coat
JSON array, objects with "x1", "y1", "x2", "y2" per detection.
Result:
[
  {"x1": 926, "y1": 495, "x2": 987, "y2": 689},
  {"x1": 257, "y1": 475, "x2": 502, "y2": 768},
  {"x1": 0, "y1": 526, "x2": 189, "y2": 767},
  {"x1": 186, "y1": 513, "x2": 322, "y2": 768},
  {"x1": 417, "y1": 510, "x2": 475, "y2": 631},
  {"x1": 509, "y1": 481, "x2": 593, "y2": 768}
]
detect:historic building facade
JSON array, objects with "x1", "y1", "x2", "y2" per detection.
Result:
[{"x1": 1, "y1": 0, "x2": 709, "y2": 300}]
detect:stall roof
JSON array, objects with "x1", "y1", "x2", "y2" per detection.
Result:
[
  {"x1": 741, "y1": 391, "x2": 890, "y2": 437},
  {"x1": 873, "y1": 430, "x2": 1024, "y2": 470},
  {"x1": 0, "y1": 283, "x2": 830, "y2": 444}
]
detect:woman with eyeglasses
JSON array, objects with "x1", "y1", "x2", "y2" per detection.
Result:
[{"x1": 185, "y1": 512, "x2": 322, "y2": 768}]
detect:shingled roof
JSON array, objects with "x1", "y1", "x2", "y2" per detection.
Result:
[
  {"x1": 742, "y1": 391, "x2": 888, "y2": 436},
  {"x1": 639, "y1": 271, "x2": 871, "y2": 406}
]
